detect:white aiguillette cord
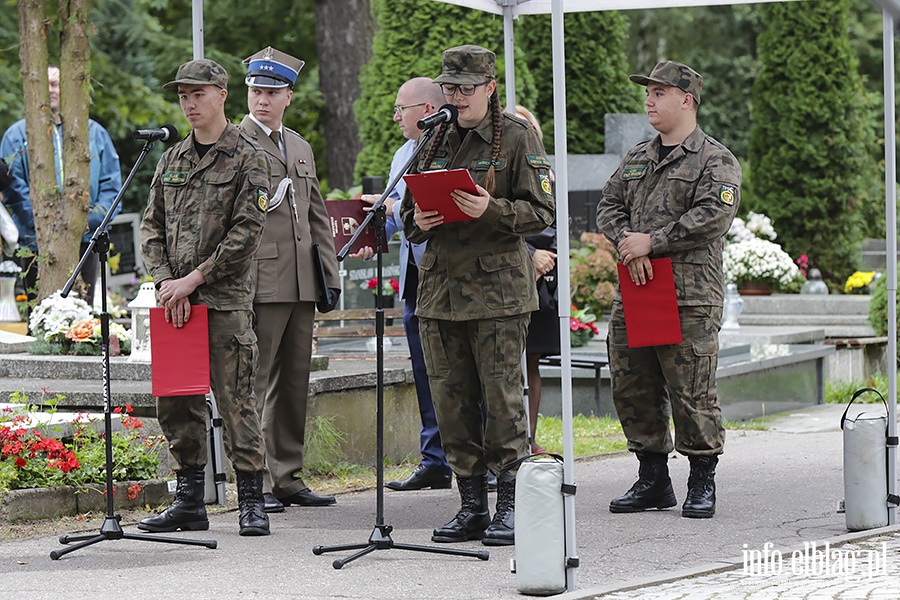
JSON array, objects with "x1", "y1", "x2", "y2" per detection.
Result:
[{"x1": 268, "y1": 177, "x2": 298, "y2": 223}]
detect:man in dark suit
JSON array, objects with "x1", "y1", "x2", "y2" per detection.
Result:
[{"x1": 240, "y1": 46, "x2": 341, "y2": 513}]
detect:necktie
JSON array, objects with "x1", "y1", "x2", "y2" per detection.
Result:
[{"x1": 270, "y1": 130, "x2": 285, "y2": 160}]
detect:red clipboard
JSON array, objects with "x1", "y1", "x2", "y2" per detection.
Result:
[
  {"x1": 324, "y1": 199, "x2": 388, "y2": 255},
  {"x1": 402, "y1": 169, "x2": 478, "y2": 223},
  {"x1": 616, "y1": 258, "x2": 682, "y2": 348},
  {"x1": 150, "y1": 304, "x2": 211, "y2": 396}
]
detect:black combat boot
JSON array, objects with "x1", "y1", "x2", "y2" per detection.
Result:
[
  {"x1": 609, "y1": 452, "x2": 677, "y2": 513},
  {"x1": 682, "y1": 455, "x2": 718, "y2": 518},
  {"x1": 482, "y1": 477, "x2": 515, "y2": 546},
  {"x1": 432, "y1": 475, "x2": 491, "y2": 543},
  {"x1": 138, "y1": 467, "x2": 209, "y2": 532},
  {"x1": 236, "y1": 470, "x2": 271, "y2": 536}
]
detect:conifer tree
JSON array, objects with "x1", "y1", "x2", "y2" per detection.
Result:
[{"x1": 750, "y1": 0, "x2": 878, "y2": 285}]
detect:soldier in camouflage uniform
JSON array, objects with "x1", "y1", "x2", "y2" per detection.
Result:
[
  {"x1": 399, "y1": 45, "x2": 555, "y2": 546},
  {"x1": 597, "y1": 61, "x2": 741, "y2": 519},
  {"x1": 138, "y1": 59, "x2": 272, "y2": 536}
]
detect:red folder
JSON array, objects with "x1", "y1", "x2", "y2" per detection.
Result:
[
  {"x1": 402, "y1": 169, "x2": 478, "y2": 223},
  {"x1": 616, "y1": 258, "x2": 682, "y2": 348},
  {"x1": 150, "y1": 304, "x2": 211, "y2": 396},
  {"x1": 324, "y1": 199, "x2": 389, "y2": 255}
]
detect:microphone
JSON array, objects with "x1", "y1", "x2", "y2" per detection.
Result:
[
  {"x1": 417, "y1": 104, "x2": 458, "y2": 131},
  {"x1": 132, "y1": 124, "x2": 179, "y2": 143}
]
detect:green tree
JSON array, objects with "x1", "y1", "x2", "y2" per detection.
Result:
[
  {"x1": 749, "y1": 0, "x2": 877, "y2": 286},
  {"x1": 516, "y1": 10, "x2": 642, "y2": 155},
  {"x1": 355, "y1": 0, "x2": 507, "y2": 184}
]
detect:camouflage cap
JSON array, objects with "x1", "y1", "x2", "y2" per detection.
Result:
[
  {"x1": 163, "y1": 59, "x2": 228, "y2": 91},
  {"x1": 629, "y1": 60, "x2": 703, "y2": 104},
  {"x1": 433, "y1": 45, "x2": 495, "y2": 85}
]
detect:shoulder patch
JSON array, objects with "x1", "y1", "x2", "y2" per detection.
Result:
[
  {"x1": 257, "y1": 188, "x2": 269, "y2": 212},
  {"x1": 539, "y1": 174, "x2": 553, "y2": 196},
  {"x1": 526, "y1": 154, "x2": 551, "y2": 169},
  {"x1": 621, "y1": 165, "x2": 647, "y2": 181},
  {"x1": 162, "y1": 171, "x2": 187, "y2": 185},
  {"x1": 719, "y1": 184, "x2": 736, "y2": 206}
]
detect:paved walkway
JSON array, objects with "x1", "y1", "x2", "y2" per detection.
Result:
[{"x1": 0, "y1": 404, "x2": 898, "y2": 599}]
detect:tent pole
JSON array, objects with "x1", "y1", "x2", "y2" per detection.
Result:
[
  {"x1": 503, "y1": 3, "x2": 516, "y2": 113},
  {"x1": 550, "y1": 0, "x2": 578, "y2": 591},
  {"x1": 192, "y1": 0, "x2": 204, "y2": 60},
  {"x1": 882, "y1": 8, "x2": 898, "y2": 527}
]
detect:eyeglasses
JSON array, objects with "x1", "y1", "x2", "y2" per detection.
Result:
[
  {"x1": 440, "y1": 81, "x2": 491, "y2": 97},
  {"x1": 393, "y1": 103, "x2": 426, "y2": 116}
]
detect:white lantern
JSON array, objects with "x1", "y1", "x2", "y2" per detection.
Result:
[
  {"x1": 128, "y1": 282, "x2": 157, "y2": 363},
  {"x1": 0, "y1": 260, "x2": 22, "y2": 322}
]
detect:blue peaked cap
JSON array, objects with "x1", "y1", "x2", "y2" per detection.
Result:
[{"x1": 243, "y1": 46, "x2": 304, "y2": 89}]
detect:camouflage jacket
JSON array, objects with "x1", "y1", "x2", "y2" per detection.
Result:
[
  {"x1": 597, "y1": 126, "x2": 741, "y2": 307},
  {"x1": 140, "y1": 123, "x2": 270, "y2": 310},
  {"x1": 400, "y1": 112, "x2": 555, "y2": 321}
]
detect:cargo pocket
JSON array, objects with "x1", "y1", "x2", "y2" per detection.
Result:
[
  {"x1": 253, "y1": 241, "x2": 279, "y2": 298},
  {"x1": 417, "y1": 250, "x2": 437, "y2": 305},
  {"x1": 478, "y1": 249, "x2": 524, "y2": 310},
  {"x1": 235, "y1": 331, "x2": 259, "y2": 397},
  {"x1": 419, "y1": 318, "x2": 450, "y2": 380},
  {"x1": 690, "y1": 337, "x2": 718, "y2": 405}
]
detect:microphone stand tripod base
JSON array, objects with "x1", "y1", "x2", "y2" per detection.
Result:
[
  {"x1": 51, "y1": 515, "x2": 217, "y2": 560},
  {"x1": 313, "y1": 524, "x2": 489, "y2": 570}
]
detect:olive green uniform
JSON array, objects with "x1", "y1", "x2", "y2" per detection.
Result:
[
  {"x1": 596, "y1": 126, "x2": 741, "y2": 457},
  {"x1": 140, "y1": 123, "x2": 270, "y2": 473},
  {"x1": 400, "y1": 112, "x2": 555, "y2": 477}
]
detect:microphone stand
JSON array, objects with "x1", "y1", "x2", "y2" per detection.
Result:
[
  {"x1": 51, "y1": 137, "x2": 217, "y2": 559},
  {"x1": 312, "y1": 124, "x2": 488, "y2": 569}
]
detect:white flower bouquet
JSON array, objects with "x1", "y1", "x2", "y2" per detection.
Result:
[
  {"x1": 723, "y1": 237, "x2": 800, "y2": 288},
  {"x1": 28, "y1": 291, "x2": 95, "y2": 342}
]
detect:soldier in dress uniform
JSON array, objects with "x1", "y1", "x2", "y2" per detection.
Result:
[
  {"x1": 597, "y1": 60, "x2": 741, "y2": 519},
  {"x1": 139, "y1": 58, "x2": 271, "y2": 536},
  {"x1": 239, "y1": 47, "x2": 341, "y2": 513},
  {"x1": 399, "y1": 45, "x2": 555, "y2": 546}
]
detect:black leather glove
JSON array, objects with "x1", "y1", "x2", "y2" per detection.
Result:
[{"x1": 316, "y1": 287, "x2": 341, "y2": 313}]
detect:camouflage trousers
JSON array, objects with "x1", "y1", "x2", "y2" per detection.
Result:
[
  {"x1": 607, "y1": 302, "x2": 725, "y2": 457},
  {"x1": 157, "y1": 309, "x2": 266, "y2": 473},
  {"x1": 419, "y1": 315, "x2": 530, "y2": 478}
]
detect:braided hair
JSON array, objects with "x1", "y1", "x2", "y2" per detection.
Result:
[{"x1": 421, "y1": 84, "x2": 504, "y2": 195}]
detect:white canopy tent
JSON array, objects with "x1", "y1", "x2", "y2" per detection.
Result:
[
  {"x1": 433, "y1": 0, "x2": 897, "y2": 592},
  {"x1": 188, "y1": 0, "x2": 898, "y2": 593}
]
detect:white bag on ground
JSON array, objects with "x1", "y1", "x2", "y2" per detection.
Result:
[
  {"x1": 842, "y1": 387, "x2": 889, "y2": 531},
  {"x1": 515, "y1": 456, "x2": 566, "y2": 596}
]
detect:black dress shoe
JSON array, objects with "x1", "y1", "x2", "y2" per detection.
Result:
[
  {"x1": 386, "y1": 464, "x2": 452, "y2": 491},
  {"x1": 263, "y1": 493, "x2": 285, "y2": 513},
  {"x1": 278, "y1": 487, "x2": 336, "y2": 507}
]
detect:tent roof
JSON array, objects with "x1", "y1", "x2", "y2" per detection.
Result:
[{"x1": 435, "y1": 0, "x2": 799, "y2": 16}]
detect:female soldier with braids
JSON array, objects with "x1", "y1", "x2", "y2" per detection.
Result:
[{"x1": 399, "y1": 45, "x2": 555, "y2": 546}]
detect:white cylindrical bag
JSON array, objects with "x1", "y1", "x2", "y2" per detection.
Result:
[
  {"x1": 841, "y1": 388, "x2": 889, "y2": 531},
  {"x1": 515, "y1": 457, "x2": 566, "y2": 596}
]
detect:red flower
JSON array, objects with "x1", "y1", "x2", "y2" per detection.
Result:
[
  {"x1": 390, "y1": 278, "x2": 400, "y2": 294},
  {"x1": 366, "y1": 277, "x2": 378, "y2": 289},
  {"x1": 127, "y1": 483, "x2": 142, "y2": 500},
  {"x1": 15, "y1": 456, "x2": 26, "y2": 468}
]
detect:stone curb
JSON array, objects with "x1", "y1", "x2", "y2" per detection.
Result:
[
  {"x1": 551, "y1": 523, "x2": 900, "y2": 599},
  {"x1": 0, "y1": 479, "x2": 170, "y2": 522}
]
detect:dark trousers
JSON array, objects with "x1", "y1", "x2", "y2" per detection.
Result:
[{"x1": 403, "y1": 288, "x2": 451, "y2": 474}]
